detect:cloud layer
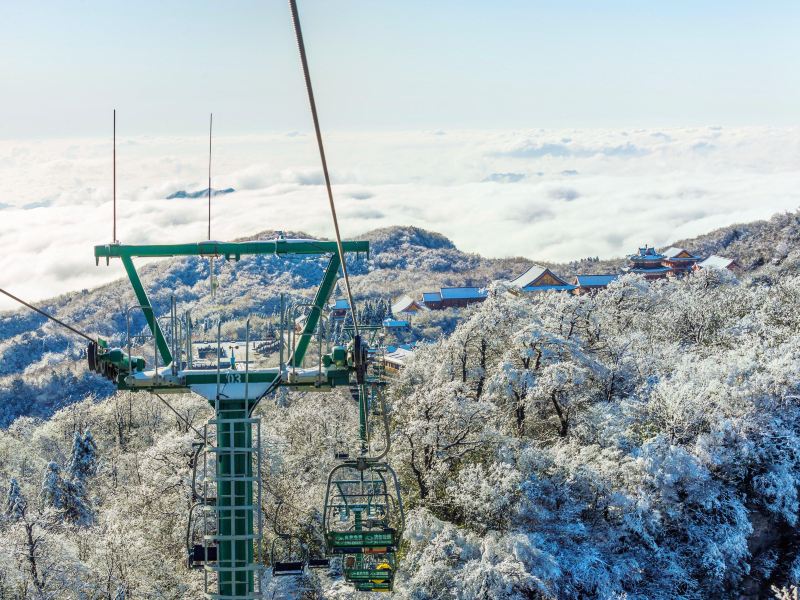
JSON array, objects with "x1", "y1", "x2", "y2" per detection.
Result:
[{"x1": 0, "y1": 127, "x2": 799, "y2": 308}]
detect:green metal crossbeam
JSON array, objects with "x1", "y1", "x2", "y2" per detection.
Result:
[
  {"x1": 98, "y1": 239, "x2": 368, "y2": 369},
  {"x1": 95, "y1": 239, "x2": 368, "y2": 261}
]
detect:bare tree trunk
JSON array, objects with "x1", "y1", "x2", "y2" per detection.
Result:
[
  {"x1": 24, "y1": 521, "x2": 45, "y2": 598},
  {"x1": 475, "y1": 339, "x2": 488, "y2": 399},
  {"x1": 551, "y1": 391, "x2": 569, "y2": 437}
]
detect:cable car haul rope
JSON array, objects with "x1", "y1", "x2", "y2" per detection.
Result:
[{"x1": 288, "y1": 0, "x2": 360, "y2": 341}]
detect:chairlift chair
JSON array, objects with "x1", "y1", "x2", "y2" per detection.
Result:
[
  {"x1": 270, "y1": 533, "x2": 307, "y2": 577},
  {"x1": 186, "y1": 502, "x2": 218, "y2": 570},
  {"x1": 188, "y1": 543, "x2": 218, "y2": 570},
  {"x1": 322, "y1": 461, "x2": 404, "y2": 556}
]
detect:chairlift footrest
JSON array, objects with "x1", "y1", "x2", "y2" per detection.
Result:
[{"x1": 307, "y1": 558, "x2": 330, "y2": 569}]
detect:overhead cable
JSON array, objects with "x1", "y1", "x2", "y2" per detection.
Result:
[
  {"x1": 288, "y1": 0, "x2": 360, "y2": 337},
  {"x1": 0, "y1": 287, "x2": 94, "y2": 343}
]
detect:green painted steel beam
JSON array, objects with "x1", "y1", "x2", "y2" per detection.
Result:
[
  {"x1": 95, "y1": 239, "x2": 368, "y2": 260},
  {"x1": 121, "y1": 256, "x2": 173, "y2": 366},
  {"x1": 291, "y1": 253, "x2": 341, "y2": 367},
  {"x1": 184, "y1": 371, "x2": 280, "y2": 385}
]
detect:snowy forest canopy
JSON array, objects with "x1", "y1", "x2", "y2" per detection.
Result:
[
  {"x1": 2, "y1": 212, "x2": 800, "y2": 599},
  {"x1": 1, "y1": 268, "x2": 799, "y2": 598}
]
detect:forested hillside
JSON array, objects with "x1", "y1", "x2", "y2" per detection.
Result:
[
  {"x1": 1, "y1": 214, "x2": 800, "y2": 598},
  {"x1": 0, "y1": 226, "x2": 528, "y2": 427},
  {"x1": 565, "y1": 210, "x2": 800, "y2": 278},
  {"x1": 390, "y1": 271, "x2": 800, "y2": 599}
]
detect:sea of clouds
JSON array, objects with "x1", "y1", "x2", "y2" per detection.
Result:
[{"x1": 0, "y1": 127, "x2": 798, "y2": 308}]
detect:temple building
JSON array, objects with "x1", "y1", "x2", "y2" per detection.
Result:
[
  {"x1": 510, "y1": 265, "x2": 577, "y2": 292},
  {"x1": 624, "y1": 246, "x2": 672, "y2": 280},
  {"x1": 382, "y1": 317, "x2": 410, "y2": 329},
  {"x1": 440, "y1": 287, "x2": 488, "y2": 308},
  {"x1": 662, "y1": 247, "x2": 702, "y2": 276},
  {"x1": 422, "y1": 291, "x2": 442, "y2": 310},
  {"x1": 329, "y1": 298, "x2": 351, "y2": 320},
  {"x1": 420, "y1": 287, "x2": 487, "y2": 310},
  {"x1": 695, "y1": 255, "x2": 740, "y2": 272},
  {"x1": 573, "y1": 274, "x2": 619, "y2": 295},
  {"x1": 391, "y1": 295, "x2": 426, "y2": 317},
  {"x1": 382, "y1": 344, "x2": 416, "y2": 374}
]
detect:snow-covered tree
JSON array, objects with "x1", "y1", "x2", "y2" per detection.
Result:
[{"x1": 5, "y1": 477, "x2": 25, "y2": 521}]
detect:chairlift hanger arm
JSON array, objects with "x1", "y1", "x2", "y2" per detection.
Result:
[{"x1": 95, "y1": 240, "x2": 369, "y2": 261}]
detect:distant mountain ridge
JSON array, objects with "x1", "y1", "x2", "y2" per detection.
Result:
[
  {"x1": 166, "y1": 187, "x2": 235, "y2": 199},
  {"x1": 0, "y1": 212, "x2": 798, "y2": 426}
]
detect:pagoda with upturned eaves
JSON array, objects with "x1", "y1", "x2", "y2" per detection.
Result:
[{"x1": 624, "y1": 246, "x2": 672, "y2": 280}]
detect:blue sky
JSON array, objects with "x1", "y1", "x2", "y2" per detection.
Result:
[
  {"x1": 1, "y1": 1, "x2": 799, "y2": 308},
  {"x1": 1, "y1": 1, "x2": 798, "y2": 138}
]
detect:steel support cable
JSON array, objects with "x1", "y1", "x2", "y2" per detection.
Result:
[
  {"x1": 0, "y1": 287, "x2": 94, "y2": 343},
  {"x1": 152, "y1": 391, "x2": 205, "y2": 438},
  {"x1": 288, "y1": 0, "x2": 359, "y2": 338}
]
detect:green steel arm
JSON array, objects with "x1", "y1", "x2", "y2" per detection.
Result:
[
  {"x1": 291, "y1": 253, "x2": 341, "y2": 367},
  {"x1": 101, "y1": 238, "x2": 368, "y2": 369},
  {"x1": 121, "y1": 255, "x2": 173, "y2": 366},
  {"x1": 95, "y1": 239, "x2": 368, "y2": 261}
]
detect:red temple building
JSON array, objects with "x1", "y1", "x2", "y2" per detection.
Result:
[{"x1": 662, "y1": 247, "x2": 702, "y2": 276}]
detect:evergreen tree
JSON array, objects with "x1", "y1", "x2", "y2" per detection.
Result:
[
  {"x1": 5, "y1": 477, "x2": 26, "y2": 520},
  {"x1": 40, "y1": 461, "x2": 66, "y2": 512},
  {"x1": 68, "y1": 430, "x2": 98, "y2": 482},
  {"x1": 40, "y1": 431, "x2": 98, "y2": 526},
  {"x1": 387, "y1": 298, "x2": 395, "y2": 319}
]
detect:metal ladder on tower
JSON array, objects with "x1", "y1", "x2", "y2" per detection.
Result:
[{"x1": 198, "y1": 320, "x2": 265, "y2": 599}]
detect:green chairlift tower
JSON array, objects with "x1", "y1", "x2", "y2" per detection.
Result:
[{"x1": 89, "y1": 239, "x2": 374, "y2": 598}]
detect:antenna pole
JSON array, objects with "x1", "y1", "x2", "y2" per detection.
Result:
[
  {"x1": 208, "y1": 113, "x2": 212, "y2": 241},
  {"x1": 113, "y1": 109, "x2": 117, "y2": 244}
]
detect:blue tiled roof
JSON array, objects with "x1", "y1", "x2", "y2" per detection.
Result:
[
  {"x1": 627, "y1": 266, "x2": 672, "y2": 273},
  {"x1": 422, "y1": 292, "x2": 441, "y2": 302},
  {"x1": 331, "y1": 298, "x2": 350, "y2": 310},
  {"x1": 629, "y1": 246, "x2": 665, "y2": 261},
  {"x1": 629, "y1": 256, "x2": 665, "y2": 262},
  {"x1": 576, "y1": 274, "x2": 619, "y2": 287},
  {"x1": 440, "y1": 287, "x2": 488, "y2": 300},
  {"x1": 522, "y1": 284, "x2": 577, "y2": 292},
  {"x1": 383, "y1": 318, "x2": 410, "y2": 328}
]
